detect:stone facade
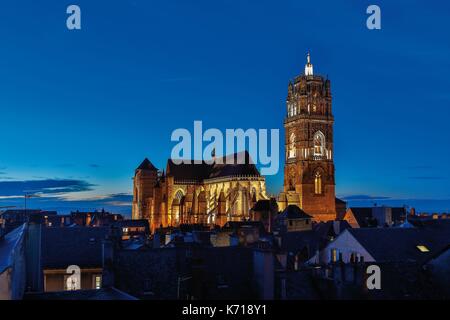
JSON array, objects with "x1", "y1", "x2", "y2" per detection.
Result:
[
  {"x1": 279, "y1": 53, "x2": 336, "y2": 221},
  {"x1": 132, "y1": 153, "x2": 268, "y2": 232}
]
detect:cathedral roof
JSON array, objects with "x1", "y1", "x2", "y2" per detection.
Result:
[
  {"x1": 166, "y1": 151, "x2": 260, "y2": 182},
  {"x1": 136, "y1": 158, "x2": 158, "y2": 172}
]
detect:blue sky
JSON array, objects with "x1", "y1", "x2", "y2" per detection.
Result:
[{"x1": 0, "y1": 0, "x2": 449, "y2": 214}]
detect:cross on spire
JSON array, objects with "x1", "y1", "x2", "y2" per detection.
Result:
[{"x1": 305, "y1": 51, "x2": 314, "y2": 76}]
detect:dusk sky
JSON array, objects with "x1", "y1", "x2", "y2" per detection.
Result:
[{"x1": 0, "y1": 0, "x2": 449, "y2": 214}]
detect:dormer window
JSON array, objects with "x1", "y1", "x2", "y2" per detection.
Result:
[{"x1": 416, "y1": 245, "x2": 430, "y2": 252}]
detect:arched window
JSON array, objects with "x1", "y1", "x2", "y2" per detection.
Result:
[
  {"x1": 313, "y1": 131, "x2": 325, "y2": 156},
  {"x1": 288, "y1": 132, "x2": 296, "y2": 158},
  {"x1": 314, "y1": 172, "x2": 322, "y2": 195},
  {"x1": 175, "y1": 190, "x2": 184, "y2": 200}
]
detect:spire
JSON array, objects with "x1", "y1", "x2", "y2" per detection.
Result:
[
  {"x1": 135, "y1": 158, "x2": 158, "y2": 172},
  {"x1": 304, "y1": 51, "x2": 314, "y2": 76}
]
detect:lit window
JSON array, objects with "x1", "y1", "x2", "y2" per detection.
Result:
[
  {"x1": 314, "y1": 172, "x2": 322, "y2": 194},
  {"x1": 288, "y1": 133, "x2": 296, "y2": 158},
  {"x1": 331, "y1": 249, "x2": 338, "y2": 262},
  {"x1": 64, "y1": 275, "x2": 79, "y2": 291},
  {"x1": 416, "y1": 245, "x2": 430, "y2": 252},
  {"x1": 95, "y1": 275, "x2": 102, "y2": 289},
  {"x1": 313, "y1": 131, "x2": 325, "y2": 156}
]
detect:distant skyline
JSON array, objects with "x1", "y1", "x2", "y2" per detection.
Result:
[{"x1": 1, "y1": 0, "x2": 450, "y2": 214}]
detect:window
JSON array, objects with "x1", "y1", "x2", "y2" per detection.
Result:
[
  {"x1": 314, "y1": 172, "x2": 322, "y2": 195},
  {"x1": 288, "y1": 132, "x2": 296, "y2": 158},
  {"x1": 64, "y1": 275, "x2": 79, "y2": 291},
  {"x1": 416, "y1": 245, "x2": 430, "y2": 252},
  {"x1": 331, "y1": 249, "x2": 338, "y2": 263},
  {"x1": 94, "y1": 275, "x2": 102, "y2": 289},
  {"x1": 313, "y1": 131, "x2": 325, "y2": 156}
]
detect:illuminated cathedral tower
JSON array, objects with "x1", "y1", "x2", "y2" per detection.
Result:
[{"x1": 279, "y1": 53, "x2": 336, "y2": 221}]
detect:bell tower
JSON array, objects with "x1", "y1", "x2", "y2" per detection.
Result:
[
  {"x1": 132, "y1": 158, "x2": 158, "y2": 220},
  {"x1": 282, "y1": 53, "x2": 336, "y2": 221}
]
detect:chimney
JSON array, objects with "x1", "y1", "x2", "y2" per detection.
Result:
[{"x1": 102, "y1": 237, "x2": 115, "y2": 288}]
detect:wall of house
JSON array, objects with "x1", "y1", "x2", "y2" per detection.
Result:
[
  {"x1": 253, "y1": 249, "x2": 274, "y2": 299},
  {"x1": 314, "y1": 231, "x2": 375, "y2": 264},
  {"x1": 43, "y1": 270, "x2": 102, "y2": 292}
]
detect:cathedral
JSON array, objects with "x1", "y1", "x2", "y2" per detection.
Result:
[
  {"x1": 132, "y1": 53, "x2": 338, "y2": 230},
  {"x1": 132, "y1": 152, "x2": 268, "y2": 232}
]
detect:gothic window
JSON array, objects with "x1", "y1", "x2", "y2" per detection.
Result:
[
  {"x1": 288, "y1": 103, "x2": 294, "y2": 117},
  {"x1": 313, "y1": 131, "x2": 325, "y2": 156},
  {"x1": 175, "y1": 190, "x2": 184, "y2": 200},
  {"x1": 293, "y1": 104, "x2": 297, "y2": 115},
  {"x1": 288, "y1": 132, "x2": 296, "y2": 158},
  {"x1": 314, "y1": 172, "x2": 322, "y2": 194}
]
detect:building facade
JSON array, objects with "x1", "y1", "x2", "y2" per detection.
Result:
[
  {"x1": 278, "y1": 53, "x2": 336, "y2": 221},
  {"x1": 132, "y1": 152, "x2": 268, "y2": 232}
]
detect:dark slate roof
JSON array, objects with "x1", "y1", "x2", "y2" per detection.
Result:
[
  {"x1": 24, "y1": 288, "x2": 137, "y2": 300},
  {"x1": 313, "y1": 220, "x2": 352, "y2": 243},
  {"x1": 222, "y1": 221, "x2": 266, "y2": 234},
  {"x1": 279, "y1": 205, "x2": 312, "y2": 220},
  {"x1": 113, "y1": 219, "x2": 149, "y2": 229},
  {"x1": 167, "y1": 151, "x2": 260, "y2": 182},
  {"x1": 350, "y1": 207, "x2": 407, "y2": 227},
  {"x1": 279, "y1": 230, "x2": 318, "y2": 253},
  {"x1": 335, "y1": 197, "x2": 347, "y2": 204},
  {"x1": 41, "y1": 227, "x2": 109, "y2": 269},
  {"x1": 347, "y1": 223, "x2": 450, "y2": 264},
  {"x1": 279, "y1": 221, "x2": 352, "y2": 257},
  {"x1": 391, "y1": 207, "x2": 407, "y2": 222},
  {"x1": 252, "y1": 199, "x2": 277, "y2": 211},
  {"x1": 349, "y1": 207, "x2": 377, "y2": 227},
  {"x1": 136, "y1": 158, "x2": 158, "y2": 172}
]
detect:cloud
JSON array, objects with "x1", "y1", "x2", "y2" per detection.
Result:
[
  {"x1": 0, "y1": 179, "x2": 95, "y2": 197},
  {"x1": 0, "y1": 192, "x2": 132, "y2": 216},
  {"x1": 341, "y1": 194, "x2": 391, "y2": 201}
]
